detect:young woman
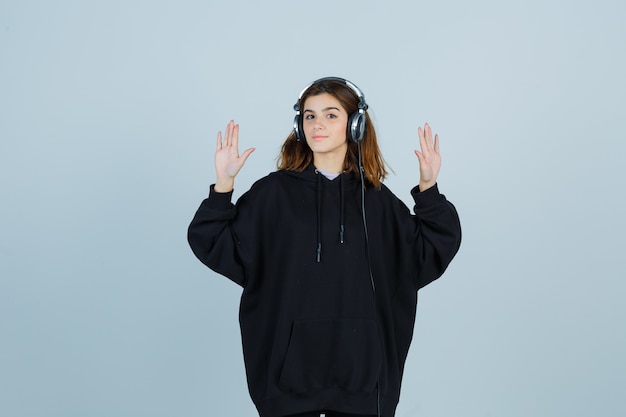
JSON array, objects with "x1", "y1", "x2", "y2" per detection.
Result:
[{"x1": 188, "y1": 77, "x2": 462, "y2": 417}]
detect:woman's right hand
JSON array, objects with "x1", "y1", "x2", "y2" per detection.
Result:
[{"x1": 214, "y1": 120, "x2": 255, "y2": 192}]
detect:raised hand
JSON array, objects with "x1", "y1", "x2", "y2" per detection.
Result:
[
  {"x1": 214, "y1": 120, "x2": 255, "y2": 192},
  {"x1": 414, "y1": 123, "x2": 441, "y2": 191}
]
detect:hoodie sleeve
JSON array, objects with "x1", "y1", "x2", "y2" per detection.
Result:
[
  {"x1": 187, "y1": 185, "x2": 246, "y2": 286},
  {"x1": 409, "y1": 183, "x2": 462, "y2": 289}
]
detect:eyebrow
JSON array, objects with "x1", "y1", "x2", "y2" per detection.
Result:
[{"x1": 303, "y1": 107, "x2": 341, "y2": 113}]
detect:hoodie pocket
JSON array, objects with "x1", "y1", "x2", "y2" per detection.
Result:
[{"x1": 277, "y1": 318, "x2": 382, "y2": 394}]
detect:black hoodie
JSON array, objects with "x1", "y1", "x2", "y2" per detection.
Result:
[{"x1": 188, "y1": 165, "x2": 461, "y2": 417}]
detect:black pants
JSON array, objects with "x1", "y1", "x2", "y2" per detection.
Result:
[{"x1": 285, "y1": 412, "x2": 378, "y2": 417}]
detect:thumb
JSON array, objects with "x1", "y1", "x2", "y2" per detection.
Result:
[{"x1": 240, "y1": 148, "x2": 256, "y2": 164}]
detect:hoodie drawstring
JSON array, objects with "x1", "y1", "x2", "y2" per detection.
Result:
[
  {"x1": 316, "y1": 169, "x2": 322, "y2": 263},
  {"x1": 339, "y1": 173, "x2": 345, "y2": 244},
  {"x1": 315, "y1": 169, "x2": 347, "y2": 263}
]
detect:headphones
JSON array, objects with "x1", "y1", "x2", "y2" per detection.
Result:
[{"x1": 293, "y1": 77, "x2": 369, "y2": 143}]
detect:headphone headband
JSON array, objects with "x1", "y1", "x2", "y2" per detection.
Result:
[{"x1": 295, "y1": 77, "x2": 367, "y2": 110}]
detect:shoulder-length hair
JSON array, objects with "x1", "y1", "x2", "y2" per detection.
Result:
[{"x1": 277, "y1": 79, "x2": 388, "y2": 188}]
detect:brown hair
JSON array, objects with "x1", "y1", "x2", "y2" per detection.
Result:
[{"x1": 277, "y1": 79, "x2": 388, "y2": 188}]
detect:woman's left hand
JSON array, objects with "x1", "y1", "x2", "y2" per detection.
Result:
[{"x1": 414, "y1": 123, "x2": 441, "y2": 191}]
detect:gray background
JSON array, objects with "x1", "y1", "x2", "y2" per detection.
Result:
[{"x1": 1, "y1": 1, "x2": 624, "y2": 416}]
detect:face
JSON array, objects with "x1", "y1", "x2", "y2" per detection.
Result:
[{"x1": 302, "y1": 93, "x2": 349, "y2": 162}]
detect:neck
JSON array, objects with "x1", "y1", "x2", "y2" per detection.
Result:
[{"x1": 313, "y1": 151, "x2": 346, "y2": 174}]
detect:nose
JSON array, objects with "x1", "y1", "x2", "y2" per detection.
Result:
[{"x1": 312, "y1": 118, "x2": 325, "y2": 130}]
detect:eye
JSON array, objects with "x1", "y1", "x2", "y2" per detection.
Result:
[
  {"x1": 304, "y1": 114, "x2": 315, "y2": 120},
  {"x1": 326, "y1": 113, "x2": 338, "y2": 119}
]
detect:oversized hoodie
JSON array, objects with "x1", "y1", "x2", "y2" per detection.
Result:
[{"x1": 187, "y1": 164, "x2": 461, "y2": 417}]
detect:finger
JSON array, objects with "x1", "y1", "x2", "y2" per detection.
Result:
[
  {"x1": 418, "y1": 126, "x2": 427, "y2": 153},
  {"x1": 414, "y1": 150, "x2": 424, "y2": 164},
  {"x1": 424, "y1": 123, "x2": 433, "y2": 150},
  {"x1": 225, "y1": 120, "x2": 234, "y2": 146},
  {"x1": 216, "y1": 131, "x2": 223, "y2": 151},
  {"x1": 232, "y1": 123, "x2": 240, "y2": 151},
  {"x1": 434, "y1": 133, "x2": 440, "y2": 154}
]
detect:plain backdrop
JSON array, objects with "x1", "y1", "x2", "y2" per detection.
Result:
[{"x1": 1, "y1": 1, "x2": 624, "y2": 416}]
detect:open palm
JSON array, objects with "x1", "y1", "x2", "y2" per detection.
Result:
[
  {"x1": 214, "y1": 120, "x2": 255, "y2": 191},
  {"x1": 414, "y1": 123, "x2": 441, "y2": 191}
]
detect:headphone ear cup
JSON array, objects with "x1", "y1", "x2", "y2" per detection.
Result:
[
  {"x1": 293, "y1": 114, "x2": 301, "y2": 141},
  {"x1": 293, "y1": 113, "x2": 305, "y2": 141},
  {"x1": 349, "y1": 111, "x2": 367, "y2": 143},
  {"x1": 293, "y1": 102, "x2": 305, "y2": 141}
]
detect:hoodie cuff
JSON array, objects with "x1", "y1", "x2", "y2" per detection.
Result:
[
  {"x1": 207, "y1": 184, "x2": 234, "y2": 209},
  {"x1": 410, "y1": 183, "x2": 442, "y2": 207}
]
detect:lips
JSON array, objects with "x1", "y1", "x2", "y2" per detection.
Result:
[{"x1": 312, "y1": 135, "x2": 327, "y2": 141}]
